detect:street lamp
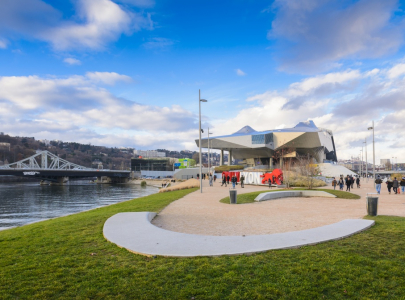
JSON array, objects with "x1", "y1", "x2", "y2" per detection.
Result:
[
  {"x1": 392, "y1": 157, "x2": 394, "y2": 171},
  {"x1": 360, "y1": 149, "x2": 363, "y2": 178},
  {"x1": 208, "y1": 127, "x2": 213, "y2": 180},
  {"x1": 364, "y1": 139, "x2": 367, "y2": 181},
  {"x1": 199, "y1": 89, "x2": 208, "y2": 193},
  {"x1": 368, "y1": 121, "x2": 375, "y2": 187}
]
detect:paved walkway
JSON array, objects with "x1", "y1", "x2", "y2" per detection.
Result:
[
  {"x1": 151, "y1": 179, "x2": 405, "y2": 235},
  {"x1": 103, "y1": 212, "x2": 374, "y2": 257},
  {"x1": 103, "y1": 178, "x2": 404, "y2": 256}
]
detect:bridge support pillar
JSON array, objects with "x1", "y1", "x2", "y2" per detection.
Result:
[{"x1": 50, "y1": 176, "x2": 69, "y2": 186}]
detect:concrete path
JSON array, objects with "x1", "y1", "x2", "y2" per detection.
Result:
[
  {"x1": 152, "y1": 179, "x2": 405, "y2": 236},
  {"x1": 103, "y1": 212, "x2": 374, "y2": 257}
]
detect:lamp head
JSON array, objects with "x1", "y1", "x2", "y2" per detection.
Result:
[
  {"x1": 200, "y1": 99, "x2": 208, "y2": 102},
  {"x1": 201, "y1": 129, "x2": 204, "y2": 133},
  {"x1": 367, "y1": 127, "x2": 373, "y2": 130}
]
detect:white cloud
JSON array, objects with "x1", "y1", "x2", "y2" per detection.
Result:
[
  {"x1": 213, "y1": 62, "x2": 405, "y2": 162},
  {"x1": 0, "y1": 0, "x2": 154, "y2": 51},
  {"x1": 269, "y1": 0, "x2": 403, "y2": 73},
  {"x1": 387, "y1": 63, "x2": 405, "y2": 79},
  {"x1": 0, "y1": 38, "x2": 8, "y2": 49},
  {"x1": 235, "y1": 69, "x2": 246, "y2": 76},
  {"x1": 85, "y1": 72, "x2": 132, "y2": 85},
  {"x1": 0, "y1": 73, "x2": 199, "y2": 150},
  {"x1": 142, "y1": 37, "x2": 174, "y2": 50},
  {"x1": 63, "y1": 58, "x2": 82, "y2": 65}
]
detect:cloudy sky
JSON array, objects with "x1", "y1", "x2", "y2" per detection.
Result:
[{"x1": 1, "y1": 0, "x2": 405, "y2": 163}]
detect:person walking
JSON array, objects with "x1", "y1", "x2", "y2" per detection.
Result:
[
  {"x1": 393, "y1": 177, "x2": 399, "y2": 194},
  {"x1": 375, "y1": 176, "x2": 382, "y2": 194},
  {"x1": 356, "y1": 177, "x2": 360, "y2": 188},
  {"x1": 332, "y1": 177, "x2": 337, "y2": 190},
  {"x1": 338, "y1": 177, "x2": 344, "y2": 190},
  {"x1": 231, "y1": 175, "x2": 236, "y2": 189},
  {"x1": 350, "y1": 176, "x2": 354, "y2": 189},
  {"x1": 268, "y1": 177, "x2": 272, "y2": 189},
  {"x1": 400, "y1": 177, "x2": 405, "y2": 194},
  {"x1": 227, "y1": 175, "x2": 230, "y2": 185},
  {"x1": 240, "y1": 175, "x2": 245, "y2": 188},
  {"x1": 386, "y1": 177, "x2": 393, "y2": 194},
  {"x1": 221, "y1": 174, "x2": 227, "y2": 187},
  {"x1": 345, "y1": 175, "x2": 351, "y2": 191},
  {"x1": 213, "y1": 174, "x2": 217, "y2": 182},
  {"x1": 209, "y1": 174, "x2": 213, "y2": 187}
]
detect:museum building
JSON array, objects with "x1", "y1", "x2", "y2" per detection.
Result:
[{"x1": 195, "y1": 120, "x2": 337, "y2": 168}]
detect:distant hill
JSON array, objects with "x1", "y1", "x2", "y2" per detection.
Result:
[{"x1": 0, "y1": 135, "x2": 133, "y2": 170}]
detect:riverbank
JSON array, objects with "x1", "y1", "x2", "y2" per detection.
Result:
[
  {"x1": 0, "y1": 182, "x2": 158, "y2": 229},
  {"x1": 2, "y1": 187, "x2": 405, "y2": 298}
]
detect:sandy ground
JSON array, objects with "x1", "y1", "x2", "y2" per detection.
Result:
[{"x1": 152, "y1": 179, "x2": 405, "y2": 236}]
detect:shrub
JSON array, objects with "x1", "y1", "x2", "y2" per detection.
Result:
[
  {"x1": 391, "y1": 173, "x2": 403, "y2": 180},
  {"x1": 140, "y1": 180, "x2": 147, "y2": 187},
  {"x1": 214, "y1": 165, "x2": 244, "y2": 172}
]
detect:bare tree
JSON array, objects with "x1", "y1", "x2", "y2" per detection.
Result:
[{"x1": 295, "y1": 153, "x2": 321, "y2": 190}]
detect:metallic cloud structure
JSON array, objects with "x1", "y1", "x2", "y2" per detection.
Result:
[{"x1": 196, "y1": 120, "x2": 337, "y2": 166}]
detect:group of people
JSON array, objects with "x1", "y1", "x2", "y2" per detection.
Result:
[
  {"x1": 375, "y1": 176, "x2": 405, "y2": 194},
  {"x1": 331, "y1": 175, "x2": 360, "y2": 191},
  {"x1": 221, "y1": 174, "x2": 245, "y2": 189}
]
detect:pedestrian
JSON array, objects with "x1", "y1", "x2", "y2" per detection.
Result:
[
  {"x1": 209, "y1": 174, "x2": 213, "y2": 187},
  {"x1": 268, "y1": 177, "x2": 272, "y2": 189},
  {"x1": 231, "y1": 175, "x2": 236, "y2": 189},
  {"x1": 240, "y1": 175, "x2": 245, "y2": 188},
  {"x1": 227, "y1": 175, "x2": 230, "y2": 185},
  {"x1": 375, "y1": 176, "x2": 382, "y2": 194},
  {"x1": 350, "y1": 176, "x2": 354, "y2": 189},
  {"x1": 221, "y1": 174, "x2": 226, "y2": 187},
  {"x1": 345, "y1": 176, "x2": 351, "y2": 191},
  {"x1": 213, "y1": 174, "x2": 217, "y2": 182},
  {"x1": 338, "y1": 177, "x2": 344, "y2": 190},
  {"x1": 386, "y1": 177, "x2": 393, "y2": 194},
  {"x1": 356, "y1": 177, "x2": 360, "y2": 188},
  {"x1": 332, "y1": 177, "x2": 337, "y2": 190},
  {"x1": 400, "y1": 177, "x2": 405, "y2": 194},
  {"x1": 393, "y1": 177, "x2": 399, "y2": 194}
]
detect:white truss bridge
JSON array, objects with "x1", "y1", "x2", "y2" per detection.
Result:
[{"x1": 0, "y1": 150, "x2": 94, "y2": 170}]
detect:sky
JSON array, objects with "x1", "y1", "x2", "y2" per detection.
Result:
[{"x1": 1, "y1": 0, "x2": 405, "y2": 164}]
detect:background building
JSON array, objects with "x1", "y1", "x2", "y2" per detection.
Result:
[
  {"x1": 196, "y1": 120, "x2": 337, "y2": 168},
  {"x1": 133, "y1": 149, "x2": 166, "y2": 158}
]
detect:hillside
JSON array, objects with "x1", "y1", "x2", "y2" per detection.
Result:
[{"x1": 0, "y1": 135, "x2": 133, "y2": 170}]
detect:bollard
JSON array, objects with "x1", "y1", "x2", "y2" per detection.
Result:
[
  {"x1": 229, "y1": 189, "x2": 237, "y2": 204},
  {"x1": 366, "y1": 194, "x2": 378, "y2": 216}
]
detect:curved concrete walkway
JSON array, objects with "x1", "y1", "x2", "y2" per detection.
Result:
[
  {"x1": 103, "y1": 212, "x2": 374, "y2": 257},
  {"x1": 254, "y1": 190, "x2": 336, "y2": 201}
]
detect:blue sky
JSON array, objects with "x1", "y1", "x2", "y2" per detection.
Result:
[{"x1": 1, "y1": 0, "x2": 405, "y2": 163}]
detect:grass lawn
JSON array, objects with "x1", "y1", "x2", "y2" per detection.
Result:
[
  {"x1": 219, "y1": 188, "x2": 361, "y2": 204},
  {"x1": 2, "y1": 188, "x2": 404, "y2": 299}
]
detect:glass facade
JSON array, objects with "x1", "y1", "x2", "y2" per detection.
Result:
[
  {"x1": 131, "y1": 158, "x2": 172, "y2": 172},
  {"x1": 252, "y1": 133, "x2": 273, "y2": 144}
]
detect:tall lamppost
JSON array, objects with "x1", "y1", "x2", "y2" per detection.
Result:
[
  {"x1": 199, "y1": 89, "x2": 208, "y2": 193},
  {"x1": 364, "y1": 139, "x2": 367, "y2": 181},
  {"x1": 368, "y1": 121, "x2": 375, "y2": 187},
  {"x1": 208, "y1": 127, "x2": 213, "y2": 178},
  {"x1": 392, "y1": 157, "x2": 394, "y2": 171},
  {"x1": 360, "y1": 149, "x2": 363, "y2": 177}
]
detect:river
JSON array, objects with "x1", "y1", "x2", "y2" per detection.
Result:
[{"x1": 0, "y1": 180, "x2": 158, "y2": 230}]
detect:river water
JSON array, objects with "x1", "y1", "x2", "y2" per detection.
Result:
[{"x1": 0, "y1": 181, "x2": 158, "y2": 229}]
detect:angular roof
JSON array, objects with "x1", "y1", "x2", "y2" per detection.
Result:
[{"x1": 209, "y1": 120, "x2": 322, "y2": 140}]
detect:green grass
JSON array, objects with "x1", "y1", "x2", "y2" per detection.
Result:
[
  {"x1": 219, "y1": 188, "x2": 361, "y2": 204},
  {"x1": 2, "y1": 188, "x2": 405, "y2": 299}
]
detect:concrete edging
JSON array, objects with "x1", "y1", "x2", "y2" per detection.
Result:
[
  {"x1": 254, "y1": 190, "x2": 337, "y2": 202},
  {"x1": 103, "y1": 212, "x2": 374, "y2": 257}
]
